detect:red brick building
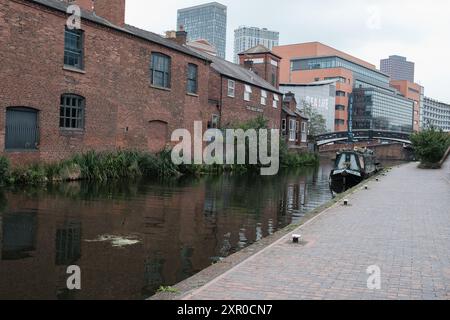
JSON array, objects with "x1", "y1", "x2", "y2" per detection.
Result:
[
  {"x1": 281, "y1": 92, "x2": 309, "y2": 150},
  {"x1": 0, "y1": 0, "x2": 282, "y2": 166},
  {"x1": 187, "y1": 44, "x2": 282, "y2": 130}
]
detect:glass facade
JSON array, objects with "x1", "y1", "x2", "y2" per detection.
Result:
[
  {"x1": 234, "y1": 27, "x2": 279, "y2": 63},
  {"x1": 421, "y1": 97, "x2": 450, "y2": 132},
  {"x1": 291, "y1": 56, "x2": 391, "y2": 90},
  {"x1": 177, "y1": 3, "x2": 227, "y2": 59},
  {"x1": 351, "y1": 88, "x2": 414, "y2": 133}
]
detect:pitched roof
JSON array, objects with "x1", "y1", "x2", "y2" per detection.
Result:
[
  {"x1": 188, "y1": 47, "x2": 281, "y2": 93},
  {"x1": 239, "y1": 45, "x2": 282, "y2": 59},
  {"x1": 29, "y1": 0, "x2": 209, "y2": 62}
]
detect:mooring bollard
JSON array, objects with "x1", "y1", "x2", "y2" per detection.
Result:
[
  {"x1": 292, "y1": 234, "x2": 302, "y2": 243},
  {"x1": 364, "y1": 185, "x2": 368, "y2": 190},
  {"x1": 343, "y1": 199, "x2": 349, "y2": 206}
]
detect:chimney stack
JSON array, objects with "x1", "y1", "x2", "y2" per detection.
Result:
[
  {"x1": 93, "y1": 0, "x2": 126, "y2": 27},
  {"x1": 243, "y1": 59, "x2": 254, "y2": 71},
  {"x1": 64, "y1": 0, "x2": 126, "y2": 27},
  {"x1": 175, "y1": 25, "x2": 187, "y2": 46}
]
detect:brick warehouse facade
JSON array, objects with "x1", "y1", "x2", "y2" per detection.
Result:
[{"x1": 0, "y1": 0, "x2": 283, "y2": 166}]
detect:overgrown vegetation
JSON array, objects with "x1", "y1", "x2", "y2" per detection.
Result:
[
  {"x1": 0, "y1": 149, "x2": 181, "y2": 186},
  {"x1": 410, "y1": 127, "x2": 450, "y2": 168},
  {"x1": 0, "y1": 117, "x2": 319, "y2": 186}
]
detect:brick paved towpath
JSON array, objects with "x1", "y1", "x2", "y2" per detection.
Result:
[{"x1": 181, "y1": 160, "x2": 450, "y2": 300}]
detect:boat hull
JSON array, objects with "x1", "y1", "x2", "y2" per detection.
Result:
[{"x1": 330, "y1": 170, "x2": 364, "y2": 194}]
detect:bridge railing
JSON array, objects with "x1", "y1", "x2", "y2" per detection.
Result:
[{"x1": 315, "y1": 130, "x2": 412, "y2": 145}]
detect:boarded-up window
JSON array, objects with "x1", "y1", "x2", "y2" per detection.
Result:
[{"x1": 5, "y1": 107, "x2": 39, "y2": 150}]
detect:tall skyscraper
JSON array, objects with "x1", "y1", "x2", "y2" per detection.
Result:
[
  {"x1": 234, "y1": 26, "x2": 279, "y2": 63},
  {"x1": 380, "y1": 55, "x2": 415, "y2": 82},
  {"x1": 177, "y1": 2, "x2": 227, "y2": 59}
]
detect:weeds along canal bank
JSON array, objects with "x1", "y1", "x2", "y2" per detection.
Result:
[{"x1": 0, "y1": 148, "x2": 319, "y2": 186}]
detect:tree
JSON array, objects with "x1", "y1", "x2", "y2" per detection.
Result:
[
  {"x1": 300, "y1": 101, "x2": 327, "y2": 138},
  {"x1": 410, "y1": 127, "x2": 450, "y2": 166}
]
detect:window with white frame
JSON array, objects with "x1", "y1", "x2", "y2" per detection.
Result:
[
  {"x1": 227, "y1": 80, "x2": 235, "y2": 97},
  {"x1": 289, "y1": 119, "x2": 296, "y2": 142},
  {"x1": 261, "y1": 90, "x2": 267, "y2": 105},
  {"x1": 244, "y1": 85, "x2": 252, "y2": 101},
  {"x1": 301, "y1": 122, "x2": 307, "y2": 142},
  {"x1": 281, "y1": 119, "x2": 287, "y2": 134},
  {"x1": 273, "y1": 94, "x2": 279, "y2": 108},
  {"x1": 296, "y1": 121, "x2": 300, "y2": 141}
]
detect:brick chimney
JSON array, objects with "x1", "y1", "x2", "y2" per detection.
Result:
[
  {"x1": 283, "y1": 92, "x2": 297, "y2": 113},
  {"x1": 65, "y1": 0, "x2": 93, "y2": 12},
  {"x1": 175, "y1": 25, "x2": 187, "y2": 46},
  {"x1": 64, "y1": 0, "x2": 126, "y2": 27},
  {"x1": 94, "y1": 0, "x2": 126, "y2": 27}
]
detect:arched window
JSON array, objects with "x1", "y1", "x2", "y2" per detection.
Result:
[
  {"x1": 150, "y1": 53, "x2": 171, "y2": 89},
  {"x1": 60, "y1": 94, "x2": 85, "y2": 130},
  {"x1": 5, "y1": 107, "x2": 39, "y2": 150}
]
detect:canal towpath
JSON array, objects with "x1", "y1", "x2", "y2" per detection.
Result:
[{"x1": 178, "y1": 159, "x2": 450, "y2": 300}]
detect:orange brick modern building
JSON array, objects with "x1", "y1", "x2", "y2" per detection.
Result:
[
  {"x1": 0, "y1": 0, "x2": 282, "y2": 166},
  {"x1": 390, "y1": 80, "x2": 423, "y2": 132},
  {"x1": 272, "y1": 42, "x2": 394, "y2": 132}
]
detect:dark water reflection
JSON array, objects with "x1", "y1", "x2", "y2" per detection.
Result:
[{"x1": 0, "y1": 161, "x2": 334, "y2": 300}]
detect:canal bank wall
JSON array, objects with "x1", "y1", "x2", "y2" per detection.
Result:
[{"x1": 319, "y1": 143, "x2": 414, "y2": 161}]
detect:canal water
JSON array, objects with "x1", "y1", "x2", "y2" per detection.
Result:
[{"x1": 0, "y1": 161, "x2": 334, "y2": 300}]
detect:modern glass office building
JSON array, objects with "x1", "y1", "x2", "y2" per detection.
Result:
[
  {"x1": 351, "y1": 88, "x2": 414, "y2": 133},
  {"x1": 291, "y1": 56, "x2": 392, "y2": 92},
  {"x1": 421, "y1": 97, "x2": 450, "y2": 132},
  {"x1": 177, "y1": 2, "x2": 227, "y2": 59},
  {"x1": 234, "y1": 27, "x2": 279, "y2": 63}
]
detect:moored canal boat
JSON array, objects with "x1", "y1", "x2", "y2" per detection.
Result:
[{"x1": 329, "y1": 147, "x2": 381, "y2": 193}]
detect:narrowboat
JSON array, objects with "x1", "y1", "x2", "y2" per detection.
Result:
[{"x1": 329, "y1": 148, "x2": 381, "y2": 193}]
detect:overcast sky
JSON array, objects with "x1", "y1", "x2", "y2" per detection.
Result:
[{"x1": 125, "y1": 0, "x2": 450, "y2": 102}]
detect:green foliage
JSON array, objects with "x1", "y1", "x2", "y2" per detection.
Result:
[
  {"x1": 301, "y1": 101, "x2": 327, "y2": 137},
  {"x1": 0, "y1": 156, "x2": 10, "y2": 185},
  {"x1": 411, "y1": 127, "x2": 450, "y2": 165},
  {"x1": 156, "y1": 286, "x2": 179, "y2": 294}
]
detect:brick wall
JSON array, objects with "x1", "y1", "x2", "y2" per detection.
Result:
[
  {"x1": 217, "y1": 77, "x2": 281, "y2": 130},
  {"x1": 0, "y1": 0, "x2": 210, "y2": 165}
]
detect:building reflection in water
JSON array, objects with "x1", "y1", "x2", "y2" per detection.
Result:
[
  {"x1": 0, "y1": 161, "x2": 334, "y2": 299},
  {"x1": 1, "y1": 210, "x2": 37, "y2": 261}
]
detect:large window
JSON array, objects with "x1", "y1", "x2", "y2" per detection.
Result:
[
  {"x1": 5, "y1": 107, "x2": 39, "y2": 150},
  {"x1": 273, "y1": 94, "x2": 279, "y2": 108},
  {"x1": 227, "y1": 80, "x2": 235, "y2": 97},
  {"x1": 60, "y1": 94, "x2": 85, "y2": 130},
  {"x1": 187, "y1": 64, "x2": 198, "y2": 94},
  {"x1": 289, "y1": 119, "x2": 296, "y2": 142},
  {"x1": 244, "y1": 85, "x2": 252, "y2": 101},
  {"x1": 64, "y1": 28, "x2": 84, "y2": 69},
  {"x1": 150, "y1": 53, "x2": 171, "y2": 88},
  {"x1": 261, "y1": 90, "x2": 267, "y2": 105}
]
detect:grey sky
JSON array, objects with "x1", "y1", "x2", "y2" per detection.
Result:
[{"x1": 125, "y1": 0, "x2": 450, "y2": 102}]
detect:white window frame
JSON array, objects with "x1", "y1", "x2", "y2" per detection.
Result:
[
  {"x1": 281, "y1": 119, "x2": 287, "y2": 134},
  {"x1": 227, "y1": 80, "x2": 235, "y2": 98},
  {"x1": 301, "y1": 122, "x2": 307, "y2": 142},
  {"x1": 244, "y1": 84, "x2": 252, "y2": 102},
  {"x1": 273, "y1": 94, "x2": 279, "y2": 108},
  {"x1": 289, "y1": 119, "x2": 296, "y2": 142},
  {"x1": 261, "y1": 90, "x2": 267, "y2": 106}
]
